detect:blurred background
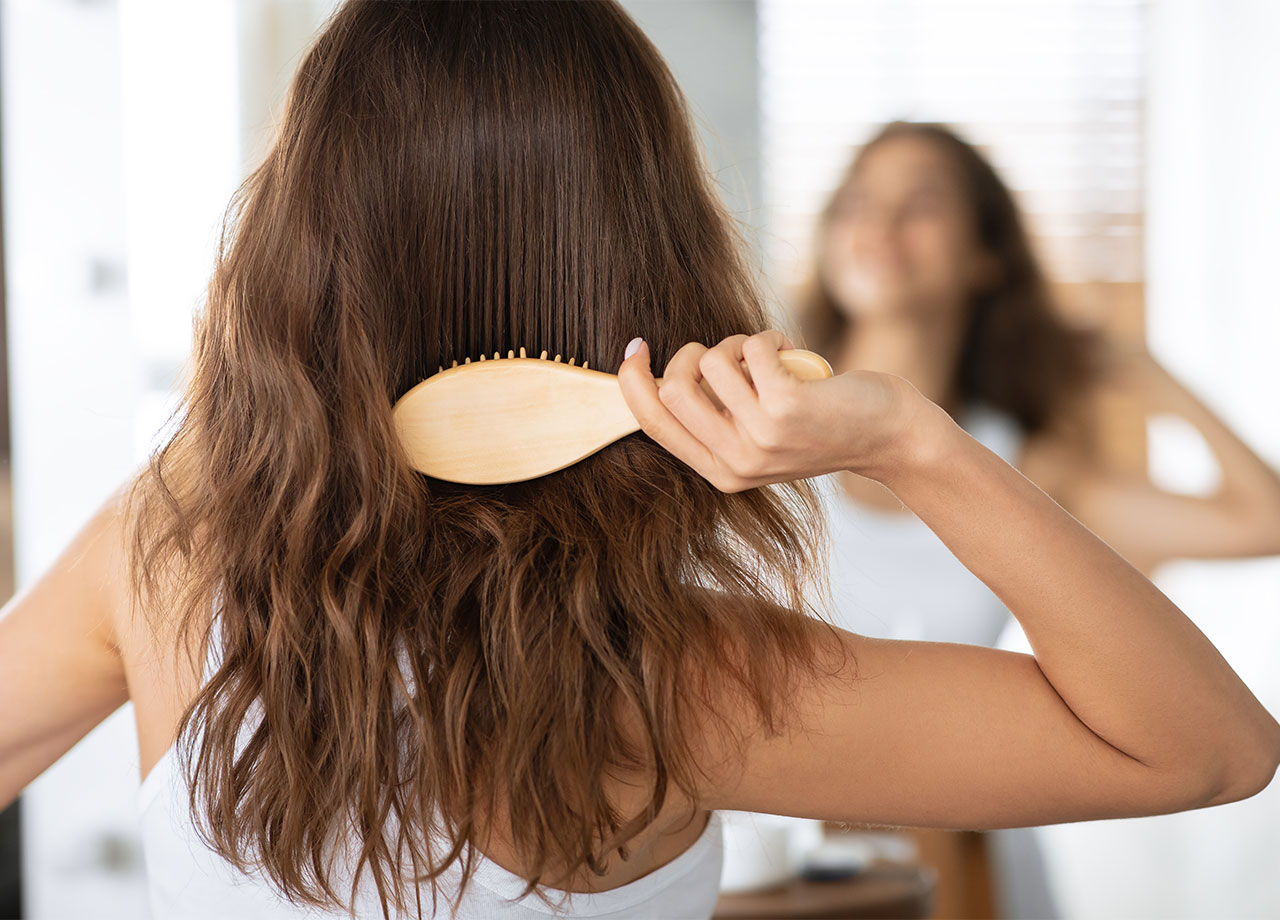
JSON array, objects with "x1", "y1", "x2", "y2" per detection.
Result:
[{"x1": 1, "y1": 0, "x2": 1277, "y2": 917}]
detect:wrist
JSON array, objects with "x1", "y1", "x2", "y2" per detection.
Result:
[{"x1": 864, "y1": 391, "x2": 965, "y2": 489}]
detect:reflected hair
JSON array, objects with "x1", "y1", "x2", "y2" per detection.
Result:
[
  {"x1": 797, "y1": 121, "x2": 1102, "y2": 440},
  {"x1": 123, "y1": 1, "x2": 838, "y2": 918}
]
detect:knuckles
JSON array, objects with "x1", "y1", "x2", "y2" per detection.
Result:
[
  {"x1": 742, "y1": 330, "x2": 780, "y2": 360},
  {"x1": 719, "y1": 447, "x2": 752, "y2": 480},
  {"x1": 712, "y1": 472, "x2": 750, "y2": 494},
  {"x1": 752, "y1": 423, "x2": 786, "y2": 453},
  {"x1": 657, "y1": 379, "x2": 694, "y2": 408},
  {"x1": 721, "y1": 443, "x2": 774, "y2": 486},
  {"x1": 759, "y1": 384, "x2": 800, "y2": 423},
  {"x1": 699, "y1": 338, "x2": 746, "y2": 378}
]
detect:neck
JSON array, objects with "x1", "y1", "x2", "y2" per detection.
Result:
[{"x1": 833, "y1": 308, "x2": 968, "y2": 419}]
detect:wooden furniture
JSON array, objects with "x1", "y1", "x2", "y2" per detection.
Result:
[
  {"x1": 900, "y1": 828, "x2": 996, "y2": 919},
  {"x1": 713, "y1": 859, "x2": 937, "y2": 920}
]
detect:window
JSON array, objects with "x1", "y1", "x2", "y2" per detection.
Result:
[{"x1": 759, "y1": 0, "x2": 1146, "y2": 292}]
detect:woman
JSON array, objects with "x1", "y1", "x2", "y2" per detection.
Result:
[
  {"x1": 799, "y1": 121, "x2": 1280, "y2": 629},
  {"x1": 794, "y1": 121, "x2": 1280, "y2": 914},
  {"x1": 0, "y1": 5, "x2": 1276, "y2": 920}
]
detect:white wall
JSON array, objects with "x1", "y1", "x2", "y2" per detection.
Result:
[
  {"x1": 3, "y1": 0, "x2": 243, "y2": 914},
  {"x1": 1032, "y1": 1, "x2": 1280, "y2": 917},
  {"x1": 620, "y1": 1, "x2": 765, "y2": 268},
  {"x1": 3, "y1": 0, "x2": 143, "y2": 915}
]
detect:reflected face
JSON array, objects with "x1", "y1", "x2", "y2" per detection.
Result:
[{"x1": 819, "y1": 135, "x2": 992, "y2": 321}]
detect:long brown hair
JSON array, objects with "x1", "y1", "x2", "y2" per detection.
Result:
[
  {"x1": 796, "y1": 121, "x2": 1101, "y2": 438},
  {"x1": 122, "y1": 2, "x2": 837, "y2": 917}
]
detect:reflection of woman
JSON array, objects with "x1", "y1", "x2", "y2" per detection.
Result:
[
  {"x1": 795, "y1": 120, "x2": 1280, "y2": 913},
  {"x1": 801, "y1": 121, "x2": 1280, "y2": 594},
  {"x1": 0, "y1": 10, "x2": 1277, "y2": 920}
]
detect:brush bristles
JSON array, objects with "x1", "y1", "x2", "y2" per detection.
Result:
[{"x1": 431, "y1": 347, "x2": 593, "y2": 376}]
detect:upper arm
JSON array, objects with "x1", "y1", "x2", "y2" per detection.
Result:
[
  {"x1": 697, "y1": 620, "x2": 1220, "y2": 830},
  {"x1": 0, "y1": 487, "x2": 133, "y2": 809}
]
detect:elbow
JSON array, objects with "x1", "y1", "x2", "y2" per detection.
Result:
[
  {"x1": 1143, "y1": 715, "x2": 1280, "y2": 813},
  {"x1": 1192, "y1": 727, "x2": 1280, "y2": 809},
  {"x1": 1231, "y1": 720, "x2": 1280, "y2": 802},
  {"x1": 1203, "y1": 758, "x2": 1279, "y2": 808}
]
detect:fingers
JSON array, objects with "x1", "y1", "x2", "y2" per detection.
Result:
[
  {"x1": 616, "y1": 338, "x2": 724, "y2": 481},
  {"x1": 741, "y1": 330, "x2": 800, "y2": 404},
  {"x1": 655, "y1": 342, "x2": 751, "y2": 458},
  {"x1": 697, "y1": 334, "x2": 766, "y2": 428},
  {"x1": 617, "y1": 331, "x2": 801, "y2": 489}
]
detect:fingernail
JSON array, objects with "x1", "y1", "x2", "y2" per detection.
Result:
[{"x1": 624, "y1": 336, "x2": 644, "y2": 360}]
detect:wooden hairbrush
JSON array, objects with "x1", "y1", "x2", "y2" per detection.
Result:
[{"x1": 391, "y1": 346, "x2": 833, "y2": 484}]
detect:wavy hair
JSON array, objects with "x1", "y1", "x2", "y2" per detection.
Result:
[
  {"x1": 796, "y1": 121, "x2": 1102, "y2": 440},
  {"x1": 122, "y1": 1, "x2": 837, "y2": 917}
]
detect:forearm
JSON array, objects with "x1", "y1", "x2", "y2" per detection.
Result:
[{"x1": 876, "y1": 409, "x2": 1280, "y2": 795}]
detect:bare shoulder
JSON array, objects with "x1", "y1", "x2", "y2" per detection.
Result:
[
  {"x1": 667, "y1": 590, "x2": 847, "y2": 803},
  {"x1": 607, "y1": 585, "x2": 836, "y2": 801},
  {"x1": 71, "y1": 477, "x2": 162, "y2": 666},
  {"x1": 94, "y1": 482, "x2": 141, "y2": 651},
  {"x1": 0, "y1": 481, "x2": 138, "y2": 806},
  {"x1": 36, "y1": 481, "x2": 136, "y2": 655}
]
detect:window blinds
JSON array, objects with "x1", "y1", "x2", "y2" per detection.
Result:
[{"x1": 758, "y1": 0, "x2": 1147, "y2": 290}]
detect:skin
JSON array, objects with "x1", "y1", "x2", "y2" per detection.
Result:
[
  {"x1": 616, "y1": 330, "x2": 1280, "y2": 824},
  {"x1": 1, "y1": 331, "x2": 1279, "y2": 899},
  {"x1": 819, "y1": 134, "x2": 1280, "y2": 573}
]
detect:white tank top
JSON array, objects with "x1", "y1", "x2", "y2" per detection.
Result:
[
  {"x1": 136, "y1": 611, "x2": 725, "y2": 918},
  {"x1": 814, "y1": 401, "x2": 1026, "y2": 647}
]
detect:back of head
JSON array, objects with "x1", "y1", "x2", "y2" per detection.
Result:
[{"x1": 124, "y1": 1, "x2": 832, "y2": 916}]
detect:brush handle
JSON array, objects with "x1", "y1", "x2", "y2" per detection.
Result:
[{"x1": 393, "y1": 347, "x2": 833, "y2": 484}]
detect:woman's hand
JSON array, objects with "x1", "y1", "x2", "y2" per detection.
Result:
[
  {"x1": 616, "y1": 330, "x2": 947, "y2": 492},
  {"x1": 1055, "y1": 335, "x2": 1280, "y2": 567}
]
